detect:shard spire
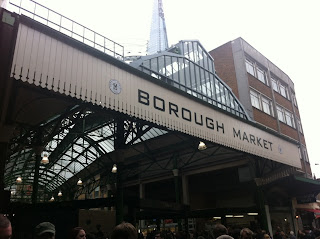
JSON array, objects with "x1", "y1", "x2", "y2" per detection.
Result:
[{"x1": 147, "y1": 0, "x2": 169, "y2": 55}]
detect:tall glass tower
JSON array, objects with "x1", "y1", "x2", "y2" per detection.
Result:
[{"x1": 147, "y1": 0, "x2": 169, "y2": 55}]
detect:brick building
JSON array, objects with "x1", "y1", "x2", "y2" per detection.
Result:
[
  {"x1": 209, "y1": 37, "x2": 311, "y2": 176},
  {"x1": 209, "y1": 38, "x2": 320, "y2": 229}
]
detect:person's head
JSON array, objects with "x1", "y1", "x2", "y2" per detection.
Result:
[
  {"x1": 111, "y1": 222, "x2": 137, "y2": 239},
  {"x1": 213, "y1": 224, "x2": 228, "y2": 238},
  {"x1": 70, "y1": 227, "x2": 86, "y2": 239},
  {"x1": 154, "y1": 231, "x2": 166, "y2": 239},
  {"x1": 240, "y1": 228, "x2": 253, "y2": 239},
  {"x1": 263, "y1": 234, "x2": 270, "y2": 239},
  {"x1": 35, "y1": 222, "x2": 55, "y2": 239},
  {"x1": 230, "y1": 228, "x2": 241, "y2": 239},
  {"x1": 0, "y1": 214, "x2": 12, "y2": 239},
  {"x1": 303, "y1": 226, "x2": 312, "y2": 233}
]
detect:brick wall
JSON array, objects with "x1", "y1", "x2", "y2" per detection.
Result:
[
  {"x1": 209, "y1": 42, "x2": 240, "y2": 98},
  {"x1": 300, "y1": 134, "x2": 306, "y2": 145},
  {"x1": 252, "y1": 108, "x2": 278, "y2": 131},
  {"x1": 279, "y1": 122, "x2": 299, "y2": 140},
  {"x1": 210, "y1": 40, "x2": 303, "y2": 145}
]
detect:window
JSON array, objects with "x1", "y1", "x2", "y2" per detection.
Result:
[
  {"x1": 250, "y1": 90, "x2": 260, "y2": 109},
  {"x1": 276, "y1": 106, "x2": 285, "y2": 122},
  {"x1": 256, "y1": 67, "x2": 266, "y2": 84},
  {"x1": 271, "y1": 77, "x2": 290, "y2": 100},
  {"x1": 298, "y1": 147, "x2": 302, "y2": 159},
  {"x1": 94, "y1": 186, "x2": 100, "y2": 198},
  {"x1": 277, "y1": 105, "x2": 296, "y2": 128},
  {"x1": 300, "y1": 146, "x2": 309, "y2": 162},
  {"x1": 284, "y1": 110, "x2": 295, "y2": 128},
  {"x1": 250, "y1": 89, "x2": 273, "y2": 116},
  {"x1": 279, "y1": 84, "x2": 287, "y2": 98},
  {"x1": 246, "y1": 58, "x2": 269, "y2": 86},
  {"x1": 271, "y1": 78, "x2": 279, "y2": 92},
  {"x1": 261, "y1": 97, "x2": 273, "y2": 116},
  {"x1": 245, "y1": 60, "x2": 255, "y2": 76},
  {"x1": 292, "y1": 94, "x2": 298, "y2": 106},
  {"x1": 297, "y1": 119, "x2": 303, "y2": 133},
  {"x1": 304, "y1": 149, "x2": 309, "y2": 162}
]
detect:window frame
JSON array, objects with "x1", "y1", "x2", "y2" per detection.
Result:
[
  {"x1": 292, "y1": 94, "x2": 297, "y2": 106},
  {"x1": 245, "y1": 58, "x2": 269, "y2": 86},
  {"x1": 271, "y1": 78, "x2": 279, "y2": 92},
  {"x1": 298, "y1": 147, "x2": 302, "y2": 159},
  {"x1": 304, "y1": 148, "x2": 309, "y2": 163},
  {"x1": 276, "y1": 106, "x2": 285, "y2": 123},
  {"x1": 250, "y1": 90, "x2": 261, "y2": 110},
  {"x1": 297, "y1": 118, "x2": 303, "y2": 133},
  {"x1": 272, "y1": 77, "x2": 290, "y2": 100},
  {"x1": 256, "y1": 67, "x2": 266, "y2": 84},
  {"x1": 250, "y1": 89, "x2": 274, "y2": 116},
  {"x1": 284, "y1": 109, "x2": 294, "y2": 127},
  {"x1": 277, "y1": 105, "x2": 296, "y2": 128},
  {"x1": 245, "y1": 59, "x2": 255, "y2": 76},
  {"x1": 261, "y1": 96, "x2": 273, "y2": 116},
  {"x1": 279, "y1": 83, "x2": 287, "y2": 98}
]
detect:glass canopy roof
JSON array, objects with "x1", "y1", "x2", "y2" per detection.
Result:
[
  {"x1": 5, "y1": 105, "x2": 167, "y2": 200},
  {"x1": 131, "y1": 40, "x2": 250, "y2": 120}
]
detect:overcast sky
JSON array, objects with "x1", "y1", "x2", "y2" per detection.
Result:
[{"x1": 5, "y1": 0, "x2": 320, "y2": 177}]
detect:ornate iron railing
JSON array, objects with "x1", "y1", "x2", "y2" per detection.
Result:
[{"x1": 8, "y1": 0, "x2": 124, "y2": 60}]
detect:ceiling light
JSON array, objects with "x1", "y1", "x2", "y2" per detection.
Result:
[
  {"x1": 49, "y1": 196, "x2": 54, "y2": 201},
  {"x1": 58, "y1": 191, "x2": 62, "y2": 197},
  {"x1": 198, "y1": 141, "x2": 207, "y2": 150},
  {"x1": 234, "y1": 215, "x2": 244, "y2": 218},
  {"x1": 225, "y1": 215, "x2": 233, "y2": 218},
  {"x1": 213, "y1": 217, "x2": 221, "y2": 220},
  {"x1": 247, "y1": 212, "x2": 259, "y2": 216},
  {"x1": 16, "y1": 176, "x2": 22, "y2": 183},
  {"x1": 41, "y1": 152, "x2": 49, "y2": 164},
  {"x1": 77, "y1": 178, "x2": 83, "y2": 186},
  {"x1": 111, "y1": 164, "x2": 117, "y2": 173}
]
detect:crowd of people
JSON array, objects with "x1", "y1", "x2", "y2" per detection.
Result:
[
  {"x1": 144, "y1": 225, "x2": 320, "y2": 239},
  {"x1": 144, "y1": 225, "x2": 263, "y2": 239},
  {"x1": 0, "y1": 213, "x2": 138, "y2": 239},
  {"x1": 1, "y1": 213, "x2": 320, "y2": 239}
]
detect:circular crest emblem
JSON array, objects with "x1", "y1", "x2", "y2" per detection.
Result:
[{"x1": 109, "y1": 79, "x2": 121, "y2": 94}]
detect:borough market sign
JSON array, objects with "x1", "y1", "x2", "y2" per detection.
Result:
[{"x1": 10, "y1": 22, "x2": 301, "y2": 169}]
